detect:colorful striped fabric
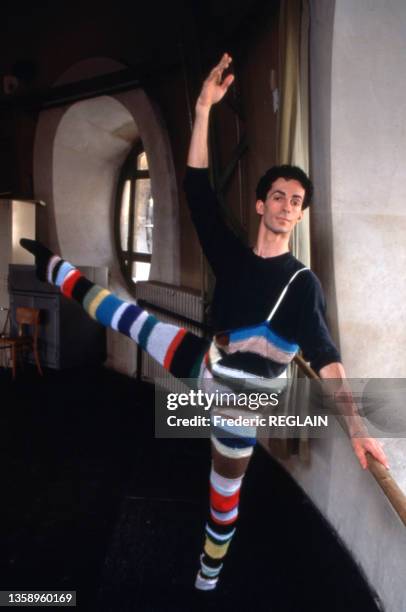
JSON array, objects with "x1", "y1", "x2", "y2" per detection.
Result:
[
  {"x1": 42, "y1": 254, "x2": 211, "y2": 380},
  {"x1": 20, "y1": 239, "x2": 268, "y2": 593},
  {"x1": 208, "y1": 267, "x2": 309, "y2": 383},
  {"x1": 49, "y1": 258, "x2": 255, "y2": 591},
  {"x1": 208, "y1": 325, "x2": 295, "y2": 383},
  {"x1": 197, "y1": 467, "x2": 244, "y2": 588},
  {"x1": 219, "y1": 322, "x2": 299, "y2": 364}
]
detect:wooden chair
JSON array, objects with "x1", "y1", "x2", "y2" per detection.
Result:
[{"x1": 0, "y1": 307, "x2": 43, "y2": 379}]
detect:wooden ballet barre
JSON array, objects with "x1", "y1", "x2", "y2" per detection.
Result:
[{"x1": 293, "y1": 353, "x2": 406, "y2": 528}]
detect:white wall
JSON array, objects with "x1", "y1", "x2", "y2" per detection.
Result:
[
  {"x1": 330, "y1": 0, "x2": 406, "y2": 379},
  {"x1": 33, "y1": 59, "x2": 180, "y2": 375},
  {"x1": 0, "y1": 202, "x2": 11, "y2": 310},
  {"x1": 0, "y1": 200, "x2": 35, "y2": 307},
  {"x1": 280, "y1": 3, "x2": 406, "y2": 612}
]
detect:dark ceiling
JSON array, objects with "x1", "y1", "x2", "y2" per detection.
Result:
[{"x1": 0, "y1": 0, "x2": 278, "y2": 80}]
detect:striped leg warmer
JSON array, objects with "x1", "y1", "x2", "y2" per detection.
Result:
[
  {"x1": 20, "y1": 239, "x2": 209, "y2": 378},
  {"x1": 196, "y1": 466, "x2": 244, "y2": 590}
]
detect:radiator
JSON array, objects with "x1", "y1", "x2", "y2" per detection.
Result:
[{"x1": 135, "y1": 281, "x2": 206, "y2": 391}]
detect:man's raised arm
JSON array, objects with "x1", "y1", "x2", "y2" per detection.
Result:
[
  {"x1": 184, "y1": 53, "x2": 243, "y2": 276},
  {"x1": 187, "y1": 53, "x2": 234, "y2": 168}
]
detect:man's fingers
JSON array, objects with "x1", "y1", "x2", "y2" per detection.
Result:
[
  {"x1": 352, "y1": 441, "x2": 367, "y2": 469},
  {"x1": 216, "y1": 52, "x2": 232, "y2": 71},
  {"x1": 198, "y1": 53, "x2": 234, "y2": 108},
  {"x1": 353, "y1": 437, "x2": 390, "y2": 470},
  {"x1": 367, "y1": 445, "x2": 390, "y2": 470},
  {"x1": 208, "y1": 53, "x2": 233, "y2": 82},
  {"x1": 358, "y1": 450, "x2": 368, "y2": 470},
  {"x1": 221, "y1": 73, "x2": 235, "y2": 92}
]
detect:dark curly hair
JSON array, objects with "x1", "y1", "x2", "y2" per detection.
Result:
[{"x1": 255, "y1": 165, "x2": 313, "y2": 209}]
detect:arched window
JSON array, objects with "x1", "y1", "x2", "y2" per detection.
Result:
[{"x1": 115, "y1": 141, "x2": 154, "y2": 289}]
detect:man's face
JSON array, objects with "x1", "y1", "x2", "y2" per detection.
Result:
[{"x1": 256, "y1": 177, "x2": 305, "y2": 235}]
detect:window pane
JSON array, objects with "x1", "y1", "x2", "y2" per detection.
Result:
[
  {"x1": 116, "y1": 144, "x2": 154, "y2": 288},
  {"x1": 132, "y1": 261, "x2": 151, "y2": 282},
  {"x1": 137, "y1": 152, "x2": 148, "y2": 170},
  {"x1": 133, "y1": 178, "x2": 153, "y2": 255},
  {"x1": 120, "y1": 180, "x2": 131, "y2": 251}
]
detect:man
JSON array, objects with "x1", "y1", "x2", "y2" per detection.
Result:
[
  {"x1": 184, "y1": 53, "x2": 389, "y2": 590},
  {"x1": 20, "y1": 53, "x2": 388, "y2": 594}
]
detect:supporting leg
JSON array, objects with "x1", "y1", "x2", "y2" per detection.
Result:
[{"x1": 195, "y1": 427, "x2": 256, "y2": 590}]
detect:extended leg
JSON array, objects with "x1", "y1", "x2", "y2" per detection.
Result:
[{"x1": 20, "y1": 239, "x2": 210, "y2": 379}]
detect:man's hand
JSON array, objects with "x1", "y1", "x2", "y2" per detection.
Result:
[
  {"x1": 187, "y1": 53, "x2": 234, "y2": 168},
  {"x1": 196, "y1": 53, "x2": 234, "y2": 112},
  {"x1": 318, "y1": 362, "x2": 390, "y2": 471},
  {"x1": 351, "y1": 436, "x2": 389, "y2": 470}
]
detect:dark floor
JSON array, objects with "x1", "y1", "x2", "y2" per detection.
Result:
[{"x1": 0, "y1": 365, "x2": 383, "y2": 612}]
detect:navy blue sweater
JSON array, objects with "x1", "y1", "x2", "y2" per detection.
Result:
[{"x1": 184, "y1": 167, "x2": 341, "y2": 373}]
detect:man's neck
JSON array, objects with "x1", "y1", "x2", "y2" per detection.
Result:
[{"x1": 253, "y1": 230, "x2": 290, "y2": 258}]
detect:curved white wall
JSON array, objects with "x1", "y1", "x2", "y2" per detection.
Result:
[
  {"x1": 277, "y1": 4, "x2": 406, "y2": 612},
  {"x1": 53, "y1": 95, "x2": 136, "y2": 275},
  {"x1": 33, "y1": 58, "x2": 180, "y2": 373}
]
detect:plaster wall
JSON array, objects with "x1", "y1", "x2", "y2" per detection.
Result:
[
  {"x1": 326, "y1": 0, "x2": 406, "y2": 502},
  {"x1": 34, "y1": 60, "x2": 180, "y2": 375},
  {"x1": 277, "y1": 3, "x2": 406, "y2": 611},
  {"x1": 281, "y1": 427, "x2": 406, "y2": 612},
  {"x1": 0, "y1": 202, "x2": 11, "y2": 310},
  {"x1": 0, "y1": 201, "x2": 35, "y2": 307},
  {"x1": 330, "y1": 0, "x2": 406, "y2": 379}
]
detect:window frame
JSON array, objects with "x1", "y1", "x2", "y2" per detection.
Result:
[{"x1": 114, "y1": 140, "x2": 153, "y2": 291}]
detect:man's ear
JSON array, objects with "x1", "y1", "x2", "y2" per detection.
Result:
[{"x1": 256, "y1": 199, "x2": 265, "y2": 215}]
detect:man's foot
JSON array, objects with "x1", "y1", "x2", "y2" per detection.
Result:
[
  {"x1": 194, "y1": 571, "x2": 218, "y2": 591},
  {"x1": 20, "y1": 238, "x2": 54, "y2": 282}
]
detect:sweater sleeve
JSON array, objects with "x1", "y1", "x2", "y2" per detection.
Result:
[
  {"x1": 183, "y1": 166, "x2": 245, "y2": 277},
  {"x1": 295, "y1": 272, "x2": 341, "y2": 373}
]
